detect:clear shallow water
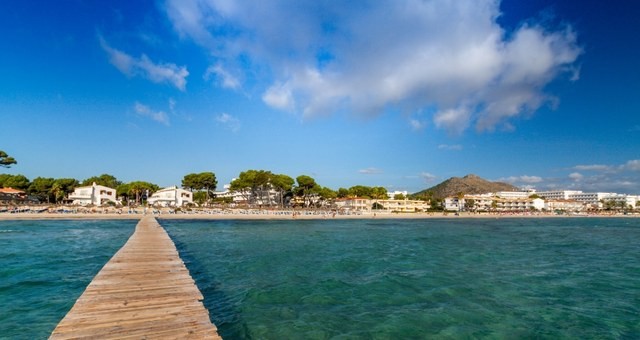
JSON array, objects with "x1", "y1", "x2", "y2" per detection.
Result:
[
  {"x1": 162, "y1": 218, "x2": 640, "y2": 339},
  {"x1": 1, "y1": 218, "x2": 639, "y2": 339},
  {"x1": 0, "y1": 219, "x2": 135, "y2": 339}
]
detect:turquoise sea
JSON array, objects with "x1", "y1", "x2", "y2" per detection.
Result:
[
  {"x1": 0, "y1": 219, "x2": 136, "y2": 339},
  {"x1": 1, "y1": 218, "x2": 639, "y2": 339}
]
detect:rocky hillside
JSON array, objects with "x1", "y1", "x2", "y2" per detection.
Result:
[{"x1": 411, "y1": 174, "x2": 518, "y2": 200}]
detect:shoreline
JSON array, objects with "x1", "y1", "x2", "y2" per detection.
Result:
[{"x1": 1, "y1": 209, "x2": 638, "y2": 221}]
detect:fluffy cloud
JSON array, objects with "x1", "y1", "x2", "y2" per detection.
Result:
[
  {"x1": 162, "y1": 0, "x2": 581, "y2": 133},
  {"x1": 134, "y1": 102, "x2": 170, "y2": 126},
  {"x1": 100, "y1": 36, "x2": 189, "y2": 91},
  {"x1": 500, "y1": 175, "x2": 543, "y2": 184},
  {"x1": 204, "y1": 63, "x2": 241, "y2": 90},
  {"x1": 529, "y1": 160, "x2": 640, "y2": 193},
  {"x1": 568, "y1": 172, "x2": 583, "y2": 181},
  {"x1": 215, "y1": 113, "x2": 241, "y2": 132},
  {"x1": 622, "y1": 160, "x2": 640, "y2": 171},
  {"x1": 262, "y1": 82, "x2": 295, "y2": 111}
]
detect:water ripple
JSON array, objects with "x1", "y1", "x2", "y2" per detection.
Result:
[{"x1": 163, "y1": 218, "x2": 640, "y2": 339}]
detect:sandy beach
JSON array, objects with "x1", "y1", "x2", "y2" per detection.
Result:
[{"x1": 1, "y1": 208, "x2": 637, "y2": 221}]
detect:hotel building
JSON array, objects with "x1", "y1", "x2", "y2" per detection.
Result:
[
  {"x1": 69, "y1": 182, "x2": 117, "y2": 206},
  {"x1": 148, "y1": 186, "x2": 193, "y2": 207}
]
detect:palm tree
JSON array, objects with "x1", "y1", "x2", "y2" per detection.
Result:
[{"x1": 51, "y1": 183, "x2": 65, "y2": 204}]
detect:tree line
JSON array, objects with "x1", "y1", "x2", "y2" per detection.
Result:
[{"x1": 0, "y1": 173, "x2": 159, "y2": 205}]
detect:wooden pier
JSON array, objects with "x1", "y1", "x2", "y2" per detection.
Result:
[{"x1": 50, "y1": 216, "x2": 220, "y2": 339}]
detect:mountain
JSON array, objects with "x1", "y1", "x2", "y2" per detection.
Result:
[{"x1": 411, "y1": 174, "x2": 518, "y2": 200}]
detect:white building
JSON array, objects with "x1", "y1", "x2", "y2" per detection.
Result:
[
  {"x1": 498, "y1": 198, "x2": 545, "y2": 211},
  {"x1": 375, "y1": 199, "x2": 430, "y2": 212},
  {"x1": 537, "y1": 190, "x2": 583, "y2": 200},
  {"x1": 493, "y1": 190, "x2": 535, "y2": 199},
  {"x1": 69, "y1": 182, "x2": 117, "y2": 206},
  {"x1": 445, "y1": 195, "x2": 544, "y2": 212},
  {"x1": 545, "y1": 200, "x2": 585, "y2": 212},
  {"x1": 148, "y1": 186, "x2": 193, "y2": 207},
  {"x1": 335, "y1": 198, "x2": 429, "y2": 212},
  {"x1": 602, "y1": 194, "x2": 638, "y2": 209},
  {"x1": 335, "y1": 198, "x2": 371, "y2": 211},
  {"x1": 568, "y1": 192, "x2": 615, "y2": 209}
]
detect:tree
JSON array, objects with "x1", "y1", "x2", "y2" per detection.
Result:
[
  {"x1": 394, "y1": 193, "x2": 406, "y2": 200},
  {"x1": 348, "y1": 185, "x2": 372, "y2": 198},
  {"x1": 124, "y1": 181, "x2": 159, "y2": 205},
  {"x1": 371, "y1": 187, "x2": 388, "y2": 199},
  {"x1": 252, "y1": 170, "x2": 272, "y2": 206},
  {"x1": 181, "y1": 173, "x2": 200, "y2": 192},
  {"x1": 271, "y1": 173, "x2": 294, "y2": 207},
  {"x1": 317, "y1": 186, "x2": 337, "y2": 207},
  {"x1": 182, "y1": 172, "x2": 217, "y2": 205},
  {"x1": 229, "y1": 171, "x2": 254, "y2": 204},
  {"x1": 465, "y1": 198, "x2": 476, "y2": 212},
  {"x1": 1, "y1": 174, "x2": 30, "y2": 190},
  {"x1": 29, "y1": 177, "x2": 55, "y2": 203},
  {"x1": 198, "y1": 172, "x2": 217, "y2": 202},
  {"x1": 337, "y1": 188, "x2": 349, "y2": 198},
  {"x1": 0, "y1": 150, "x2": 17, "y2": 168},
  {"x1": 193, "y1": 191, "x2": 207, "y2": 206},
  {"x1": 117, "y1": 183, "x2": 131, "y2": 201},
  {"x1": 82, "y1": 174, "x2": 121, "y2": 189},
  {"x1": 51, "y1": 178, "x2": 79, "y2": 203},
  {"x1": 296, "y1": 175, "x2": 318, "y2": 207}
]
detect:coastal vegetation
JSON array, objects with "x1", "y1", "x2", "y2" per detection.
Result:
[
  {"x1": 0, "y1": 168, "x2": 422, "y2": 208},
  {"x1": 182, "y1": 172, "x2": 217, "y2": 203}
]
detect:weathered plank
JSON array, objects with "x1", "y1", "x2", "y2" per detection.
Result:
[{"x1": 50, "y1": 215, "x2": 221, "y2": 339}]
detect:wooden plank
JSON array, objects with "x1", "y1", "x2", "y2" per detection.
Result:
[{"x1": 50, "y1": 216, "x2": 221, "y2": 339}]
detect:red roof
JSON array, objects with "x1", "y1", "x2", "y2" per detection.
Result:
[{"x1": 0, "y1": 187, "x2": 25, "y2": 194}]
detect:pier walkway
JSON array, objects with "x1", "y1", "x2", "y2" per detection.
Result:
[{"x1": 50, "y1": 216, "x2": 220, "y2": 339}]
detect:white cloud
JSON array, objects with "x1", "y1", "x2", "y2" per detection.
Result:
[
  {"x1": 438, "y1": 144, "x2": 463, "y2": 151},
  {"x1": 500, "y1": 175, "x2": 543, "y2": 184},
  {"x1": 420, "y1": 172, "x2": 437, "y2": 183},
  {"x1": 262, "y1": 82, "x2": 295, "y2": 111},
  {"x1": 622, "y1": 159, "x2": 640, "y2": 172},
  {"x1": 410, "y1": 119, "x2": 427, "y2": 131},
  {"x1": 434, "y1": 108, "x2": 471, "y2": 135},
  {"x1": 100, "y1": 36, "x2": 189, "y2": 91},
  {"x1": 358, "y1": 167, "x2": 383, "y2": 175},
  {"x1": 216, "y1": 113, "x2": 241, "y2": 132},
  {"x1": 134, "y1": 102, "x2": 170, "y2": 126},
  {"x1": 572, "y1": 160, "x2": 640, "y2": 173},
  {"x1": 573, "y1": 164, "x2": 613, "y2": 172},
  {"x1": 204, "y1": 63, "x2": 241, "y2": 90},
  {"x1": 568, "y1": 172, "x2": 583, "y2": 181},
  {"x1": 162, "y1": 0, "x2": 581, "y2": 133}
]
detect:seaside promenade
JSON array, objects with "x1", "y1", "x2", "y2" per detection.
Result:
[{"x1": 49, "y1": 216, "x2": 220, "y2": 339}]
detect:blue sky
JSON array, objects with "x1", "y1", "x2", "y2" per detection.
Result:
[{"x1": 1, "y1": 0, "x2": 639, "y2": 194}]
